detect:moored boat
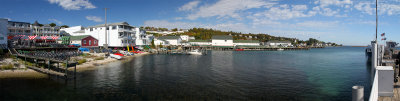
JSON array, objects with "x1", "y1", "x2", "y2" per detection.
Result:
[{"x1": 188, "y1": 49, "x2": 202, "y2": 55}]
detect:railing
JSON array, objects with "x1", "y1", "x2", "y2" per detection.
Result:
[{"x1": 369, "y1": 70, "x2": 379, "y2": 101}]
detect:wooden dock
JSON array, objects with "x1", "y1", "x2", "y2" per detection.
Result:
[{"x1": 377, "y1": 50, "x2": 399, "y2": 101}]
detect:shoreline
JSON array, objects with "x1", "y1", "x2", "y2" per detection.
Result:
[
  {"x1": 0, "y1": 52, "x2": 152, "y2": 79},
  {"x1": 68, "y1": 52, "x2": 151, "y2": 72}
]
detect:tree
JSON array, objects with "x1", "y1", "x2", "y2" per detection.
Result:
[
  {"x1": 171, "y1": 28, "x2": 178, "y2": 31},
  {"x1": 61, "y1": 25, "x2": 69, "y2": 28},
  {"x1": 49, "y1": 23, "x2": 57, "y2": 27},
  {"x1": 151, "y1": 40, "x2": 156, "y2": 48}
]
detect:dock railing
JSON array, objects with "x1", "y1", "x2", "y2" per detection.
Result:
[{"x1": 369, "y1": 70, "x2": 379, "y2": 101}]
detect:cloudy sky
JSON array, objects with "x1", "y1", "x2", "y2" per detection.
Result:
[{"x1": 1, "y1": 0, "x2": 400, "y2": 45}]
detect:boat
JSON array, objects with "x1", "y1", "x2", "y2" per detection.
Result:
[
  {"x1": 109, "y1": 54, "x2": 122, "y2": 60},
  {"x1": 235, "y1": 49, "x2": 244, "y2": 51},
  {"x1": 188, "y1": 49, "x2": 202, "y2": 55},
  {"x1": 277, "y1": 48, "x2": 284, "y2": 51}
]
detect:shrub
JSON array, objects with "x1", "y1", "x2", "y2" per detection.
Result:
[
  {"x1": 78, "y1": 59, "x2": 87, "y2": 65},
  {"x1": 1, "y1": 64, "x2": 14, "y2": 70}
]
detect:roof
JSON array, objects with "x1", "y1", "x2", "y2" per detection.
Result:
[
  {"x1": 189, "y1": 40, "x2": 211, "y2": 42},
  {"x1": 212, "y1": 35, "x2": 233, "y2": 40},
  {"x1": 74, "y1": 30, "x2": 85, "y2": 33},
  {"x1": 233, "y1": 40, "x2": 259, "y2": 43},
  {"x1": 69, "y1": 35, "x2": 91, "y2": 40},
  {"x1": 88, "y1": 22, "x2": 131, "y2": 28},
  {"x1": 158, "y1": 36, "x2": 181, "y2": 40},
  {"x1": 267, "y1": 40, "x2": 291, "y2": 43}
]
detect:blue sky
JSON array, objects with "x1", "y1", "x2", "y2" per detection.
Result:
[{"x1": 1, "y1": 0, "x2": 400, "y2": 45}]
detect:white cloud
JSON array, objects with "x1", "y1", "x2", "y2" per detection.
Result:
[
  {"x1": 249, "y1": 4, "x2": 314, "y2": 20},
  {"x1": 314, "y1": 0, "x2": 353, "y2": 7},
  {"x1": 354, "y1": 1, "x2": 400, "y2": 15},
  {"x1": 86, "y1": 16, "x2": 102, "y2": 22},
  {"x1": 48, "y1": 19, "x2": 63, "y2": 24},
  {"x1": 48, "y1": 0, "x2": 96, "y2": 10},
  {"x1": 143, "y1": 20, "x2": 251, "y2": 32},
  {"x1": 186, "y1": 0, "x2": 277, "y2": 20},
  {"x1": 354, "y1": 1, "x2": 374, "y2": 15},
  {"x1": 178, "y1": 1, "x2": 201, "y2": 11}
]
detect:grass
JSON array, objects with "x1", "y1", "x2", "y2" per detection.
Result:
[
  {"x1": 78, "y1": 59, "x2": 87, "y2": 65},
  {"x1": 94, "y1": 57, "x2": 104, "y2": 60},
  {"x1": 0, "y1": 64, "x2": 14, "y2": 70}
]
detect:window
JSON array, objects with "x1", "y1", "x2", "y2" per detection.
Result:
[
  {"x1": 0, "y1": 37, "x2": 4, "y2": 40},
  {"x1": 112, "y1": 26, "x2": 116, "y2": 30},
  {"x1": 90, "y1": 28, "x2": 93, "y2": 31},
  {"x1": 89, "y1": 40, "x2": 91, "y2": 45},
  {"x1": 94, "y1": 40, "x2": 97, "y2": 44},
  {"x1": 83, "y1": 40, "x2": 86, "y2": 45},
  {"x1": 225, "y1": 40, "x2": 227, "y2": 42}
]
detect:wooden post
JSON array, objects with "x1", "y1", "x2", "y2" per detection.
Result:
[
  {"x1": 65, "y1": 60, "x2": 68, "y2": 79},
  {"x1": 47, "y1": 60, "x2": 50, "y2": 70},
  {"x1": 74, "y1": 64, "x2": 76, "y2": 79}
]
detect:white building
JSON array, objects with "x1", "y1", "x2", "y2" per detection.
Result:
[
  {"x1": 180, "y1": 35, "x2": 189, "y2": 41},
  {"x1": 31, "y1": 21, "x2": 63, "y2": 37},
  {"x1": 233, "y1": 40, "x2": 260, "y2": 46},
  {"x1": 212, "y1": 35, "x2": 233, "y2": 46},
  {"x1": 189, "y1": 40, "x2": 211, "y2": 46},
  {"x1": 7, "y1": 21, "x2": 31, "y2": 36},
  {"x1": 60, "y1": 26, "x2": 85, "y2": 36},
  {"x1": 134, "y1": 28, "x2": 152, "y2": 46},
  {"x1": 82, "y1": 22, "x2": 135, "y2": 47},
  {"x1": 266, "y1": 41, "x2": 292, "y2": 47},
  {"x1": 154, "y1": 39, "x2": 169, "y2": 46},
  {"x1": 157, "y1": 36, "x2": 182, "y2": 46},
  {"x1": 0, "y1": 18, "x2": 8, "y2": 49}
]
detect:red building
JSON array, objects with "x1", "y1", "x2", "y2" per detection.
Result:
[{"x1": 70, "y1": 35, "x2": 98, "y2": 47}]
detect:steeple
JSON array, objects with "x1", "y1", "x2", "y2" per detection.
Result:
[{"x1": 33, "y1": 21, "x2": 39, "y2": 26}]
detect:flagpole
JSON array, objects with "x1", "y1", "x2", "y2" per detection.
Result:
[{"x1": 375, "y1": 0, "x2": 378, "y2": 42}]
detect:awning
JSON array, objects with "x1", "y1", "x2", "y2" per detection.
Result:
[
  {"x1": 40, "y1": 36, "x2": 48, "y2": 40},
  {"x1": 51, "y1": 36, "x2": 60, "y2": 40},
  {"x1": 28, "y1": 36, "x2": 38, "y2": 40}
]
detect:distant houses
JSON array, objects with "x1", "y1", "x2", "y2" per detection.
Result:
[
  {"x1": 189, "y1": 40, "x2": 211, "y2": 46},
  {"x1": 156, "y1": 36, "x2": 182, "y2": 46},
  {"x1": 212, "y1": 35, "x2": 234, "y2": 47},
  {"x1": 265, "y1": 41, "x2": 292, "y2": 47}
]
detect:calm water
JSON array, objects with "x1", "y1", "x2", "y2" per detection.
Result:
[{"x1": 0, "y1": 47, "x2": 371, "y2": 101}]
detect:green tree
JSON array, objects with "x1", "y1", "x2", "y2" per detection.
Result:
[
  {"x1": 49, "y1": 23, "x2": 57, "y2": 27},
  {"x1": 171, "y1": 28, "x2": 178, "y2": 31},
  {"x1": 61, "y1": 25, "x2": 69, "y2": 28}
]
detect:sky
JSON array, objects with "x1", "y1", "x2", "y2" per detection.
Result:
[{"x1": 1, "y1": 0, "x2": 400, "y2": 45}]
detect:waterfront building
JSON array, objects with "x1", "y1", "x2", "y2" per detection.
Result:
[
  {"x1": 189, "y1": 40, "x2": 211, "y2": 46},
  {"x1": 60, "y1": 26, "x2": 85, "y2": 36},
  {"x1": 157, "y1": 36, "x2": 182, "y2": 46},
  {"x1": 68, "y1": 35, "x2": 98, "y2": 47},
  {"x1": 82, "y1": 22, "x2": 136, "y2": 48},
  {"x1": 134, "y1": 28, "x2": 152, "y2": 47},
  {"x1": 154, "y1": 38, "x2": 169, "y2": 46},
  {"x1": 180, "y1": 35, "x2": 189, "y2": 41},
  {"x1": 31, "y1": 21, "x2": 63, "y2": 37},
  {"x1": 7, "y1": 21, "x2": 31, "y2": 36},
  {"x1": 212, "y1": 35, "x2": 233, "y2": 46},
  {"x1": 0, "y1": 18, "x2": 8, "y2": 49},
  {"x1": 233, "y1": 40, "x2": 260, "y2": 46},
  {"x1": 265, "y1": 41, "x2": 292, "y2": 47},
  {"x1": 189, "y1": 36, "x2": 195, "y2": 40}
]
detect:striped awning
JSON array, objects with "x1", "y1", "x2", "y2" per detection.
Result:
[
  {"x1": 51, "y1": 36, "x2": 59, "y2": 40},
  {"x1": 40, "y1": 36, "x2": 48, "y2": 40},
  {"x1": 28, "y1": 36, "x2": 38, "y2": 40}
]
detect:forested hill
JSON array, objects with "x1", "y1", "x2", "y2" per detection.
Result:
[{"x1": 145, "y1": 27, "x2": 341, "y2": 46}]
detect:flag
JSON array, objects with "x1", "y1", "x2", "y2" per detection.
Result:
[{"x1": 381, "y1": 33, "x2": 385, "y2": 36}]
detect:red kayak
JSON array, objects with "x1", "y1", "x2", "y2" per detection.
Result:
[
  {"x1": 114, "y1": 53, "x2": 124, "y2": 56},
  {"x1": 235, "y1": 49, "x2": 244, "y2": 51}
]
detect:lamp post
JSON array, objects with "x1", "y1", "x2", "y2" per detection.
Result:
[{"x1": 103, "y1": 8, "x2": 109, "y2": 50}]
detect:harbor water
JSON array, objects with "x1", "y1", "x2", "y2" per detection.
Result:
[{"x1": 0, "y1": 47, "x2": 371, "y2": 101}]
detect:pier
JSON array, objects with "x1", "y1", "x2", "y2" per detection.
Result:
[{"x1": 9, "y1": 47, "x2": 79, "y2": 79}]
